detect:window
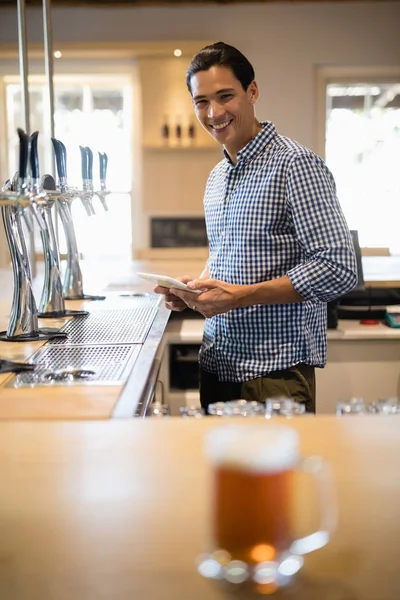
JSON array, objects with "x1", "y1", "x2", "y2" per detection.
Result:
[
  {"x1": 4, "y1": 74, "x2": 133, "y2": 261},
  {"x1": 318, "y1": 68, "x2": 400, "y2": 254}
]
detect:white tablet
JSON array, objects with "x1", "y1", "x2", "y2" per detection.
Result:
[{"x1": 136, "y1": 272, "x2": 201, "y2": 294}]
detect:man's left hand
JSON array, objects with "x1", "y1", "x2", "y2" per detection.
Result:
[{"x1": 171, "y1": 278, "x2": 246, "y2": 317}]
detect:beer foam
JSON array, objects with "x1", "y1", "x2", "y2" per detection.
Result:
[{"x1": 205, "y1": 425, "x2": 299, "y2": 473}]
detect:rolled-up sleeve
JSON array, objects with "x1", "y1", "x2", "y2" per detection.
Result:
[{"x1": 286, "y1": 153, "x2": 358, "y2": 303}]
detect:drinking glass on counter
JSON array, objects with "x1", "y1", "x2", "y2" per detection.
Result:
[
  {"x1": 265, "y1": 398, "x2": 306, "y2": 418},
  {"x1": 371, "y1": 397, "x2": 400, "y2": 415},
  {"x1": 197, "y1": 424, "x2": 337, "y2": 593},
  {"x1": 207, "y1": 398, "x2": 307, "y2": 418},
  {"x1": 208, "y1": 399, "x2": 263, "y2": 417},
  {"x1": 224, "y1": 399, "x2": 265, "y2": 417},
  {"x1": 179, "y1": 406, "x2": 205, "y2": 418},
  {"x1": 208, "y1": 402, "x2": 227, "y2": 417},
  {"x1": 336, "y1": 397, "x2": 367, "y2": 416},
  {"x1": 336, "y1": 397, "x2": 400, "y2": 415},
  {"x1": 146, "y1": 401, "x2": 171, "y2": 417}
]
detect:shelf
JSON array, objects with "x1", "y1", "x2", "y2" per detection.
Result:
[{"x1": 143, "y1": 144, "x2": 220, "y2": 152}]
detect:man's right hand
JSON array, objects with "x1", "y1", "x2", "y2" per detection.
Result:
[{"x1": 154, "y1": 276, "x2": 192, "y2": 312}]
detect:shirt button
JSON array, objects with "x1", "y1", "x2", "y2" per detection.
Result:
[{"x1": 221, "y1": 231, "x2": 225, "y2": 237}]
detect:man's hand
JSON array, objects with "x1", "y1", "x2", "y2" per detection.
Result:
[
  {"x1": 171, "y1": 278, "x2": 246, "y2": 318},
  {"x1": 154, "y1": 276, "x2": 195, "y2": 312},
  {"x1": 164, "y1": 273, "x2": 304, "y2": 316}
]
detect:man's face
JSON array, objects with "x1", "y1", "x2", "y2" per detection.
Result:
[{"x1": 190, "y1": 65, "x2": 259, "y2": 155}]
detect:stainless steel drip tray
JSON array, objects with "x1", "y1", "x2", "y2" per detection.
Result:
[
  {"x1": 86, "y1": 294, "x2": 161, "y2": 309},
  {"x1": 49, "y1": 304, "x2": 160, "y2": 346},
  {"x1": 7, "y1": 344, "x2": 141, "y2": 388}
]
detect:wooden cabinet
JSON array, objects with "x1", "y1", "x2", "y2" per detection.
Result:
[{"x1": 134, "y1": 56, "x2": 221, "y2": 258}]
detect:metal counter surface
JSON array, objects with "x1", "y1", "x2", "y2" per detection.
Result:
[{"x1": 112, "y1": 302, "x2": 170, "y2": 418}]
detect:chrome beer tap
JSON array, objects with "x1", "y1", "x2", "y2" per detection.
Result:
[
  {"x1": 0, "y1": 128, "x2": 66, "y2": 342},
  {"x1": 3, "y1": 171, "x2": 36, "y2": 249},
  {"x1": 51, "y1": 137, "x2": 105, "y2": 301},
  {"x1": 28, "y1": 132, "x2": 87, "y2": 318},
  {"x1": 0, "y1": 189, "x2": 41, "y2": 365},
  {"x1": 95, "y1": 152, "x2": 110, "y2": 212},
  {"x1": 79, "y1": 145, "x2": 96, "y2": 216}
]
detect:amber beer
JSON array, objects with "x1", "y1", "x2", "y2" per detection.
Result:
[{"x1": 206, "y1": 425, "x2": 299, "y2": 564}]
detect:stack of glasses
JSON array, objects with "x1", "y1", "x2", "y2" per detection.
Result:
[
  {"x1": 148, "y1": 399, "x2": 308, "y2": 418},
  {"x1": 336, "y1": 397, "x2": 400, "y2": 415},
  {"x1": 147, "y1": 399, "x2": 308, "y2": 418},
  {"x1": 147, "y1": 396, "x2": 400, "y2": 418},
  {"x1": 208, "y1": 398, "x2": 307, "y2": 418}
]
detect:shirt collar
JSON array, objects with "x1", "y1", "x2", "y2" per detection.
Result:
[{"x1": 223, "y1": 121, "x2": 277, "y2": 166}]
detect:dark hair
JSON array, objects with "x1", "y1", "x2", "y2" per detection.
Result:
[{"x1": 186, "y1": 41, "x2": 255, "y2": 94}]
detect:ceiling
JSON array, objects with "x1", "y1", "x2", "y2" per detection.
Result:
[{"x1": 0, "y1": 0, "x2": 397, "y2": 6}]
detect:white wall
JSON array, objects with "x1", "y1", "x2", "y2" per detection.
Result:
[{"x1": 0, "y1": 1, "x2": 399, "y2": 150}]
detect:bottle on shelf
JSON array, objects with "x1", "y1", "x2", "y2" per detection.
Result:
[
  {"x1": 175, "y1": 116, "x2": 182, "y2": 145},
  {"x1": 188, "y1": 121, "x2": 196, "y2": 145},
  {"x1": 161, "y1": 115, "x2": 170, "y2": 146}
]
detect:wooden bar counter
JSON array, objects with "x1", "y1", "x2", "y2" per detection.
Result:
[
  {"x1": 0, "y1": 416, "x2": 399, "y2": 600},
  {"x1": 0, "y1": 265, "x2": 171, "y2": 420}
]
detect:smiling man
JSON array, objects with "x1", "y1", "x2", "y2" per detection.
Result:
[
  {"x1": 191, "y1": 61, "x2": 261, "y2": 162},
  {"x1": 154, "y1": 42, "x2": 357, "y2": 414}
]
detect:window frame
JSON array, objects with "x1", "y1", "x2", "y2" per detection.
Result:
[
  {"x1": 315, "y1": 65, "x2": 400, "y2": 253},
  {"x1": 316, "y1": 65, "x2": 400, "y2": 158},
  {"x1": 0, "y1": 65, "x2": 139, "y2": 266}
]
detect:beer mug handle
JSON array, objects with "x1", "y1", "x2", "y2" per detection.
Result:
[{"x1": 289, "y1": 456, "x2": 337, "y2": 556}]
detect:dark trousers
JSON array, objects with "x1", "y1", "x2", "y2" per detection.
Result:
[{"x1": 199, "y1": 363, "x2": 316, "y2": 414}]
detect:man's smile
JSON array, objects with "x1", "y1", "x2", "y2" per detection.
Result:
[{"x1": 209, "y1": 119, "x2": 233, "y2": 132}]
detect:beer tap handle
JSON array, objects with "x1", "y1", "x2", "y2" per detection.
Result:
[
  {"x1": 15, "y1": 130, "x2": 34, "y2": 233},
  {"x1": 99, "y1": 152, "x2": 108, "y2": 184},
  {"x1": 85, "y1": 146, "x2": 93, "y2": 182},
  {"x1": 79, "y1": 146, "x2": 94, "y2": 216},
  {"x1": 51, "y1": 137, "x2": 67, "y2": 192},
  {"x1": 97, "y1": 152, "x2": 109, "y2": 211},
  {"x1": 85, "y1": 147, "x2": 96, "y2": 214},
  {"x1": 51, "y1": 138, "x2": 61, "y2": 178},
  {"x1": 29, "y1": 131, "x2": 40, "y2": 187},
  {"x1": 59, "y1": 140, "x2": 69, "y2": 182},
  {"x1": 79, "y1": 145, "x2": 88, "y2": 181},
  {"x1": 17, "y1": 128, "x2": 29, "y2": 194},
  {"x1": 28, "y1": 131, "x2": 49, "y2": 231}
]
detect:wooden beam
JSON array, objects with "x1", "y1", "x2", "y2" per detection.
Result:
[{"x1": 0, "y1": 0, "x2": 394, "y2": 6}]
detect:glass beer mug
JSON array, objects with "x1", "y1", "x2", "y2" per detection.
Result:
[{"x1": 197, "y1": 424, "x2": 336, "y2": 593}]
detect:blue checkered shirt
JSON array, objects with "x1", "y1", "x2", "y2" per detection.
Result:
[{"x1": 200, "y1": 121, "x2": 357, "y2": 381}]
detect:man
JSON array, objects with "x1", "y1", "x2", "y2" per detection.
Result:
[{"x1": 155, "y1": 42, "x2": 357, "y2": 413}]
